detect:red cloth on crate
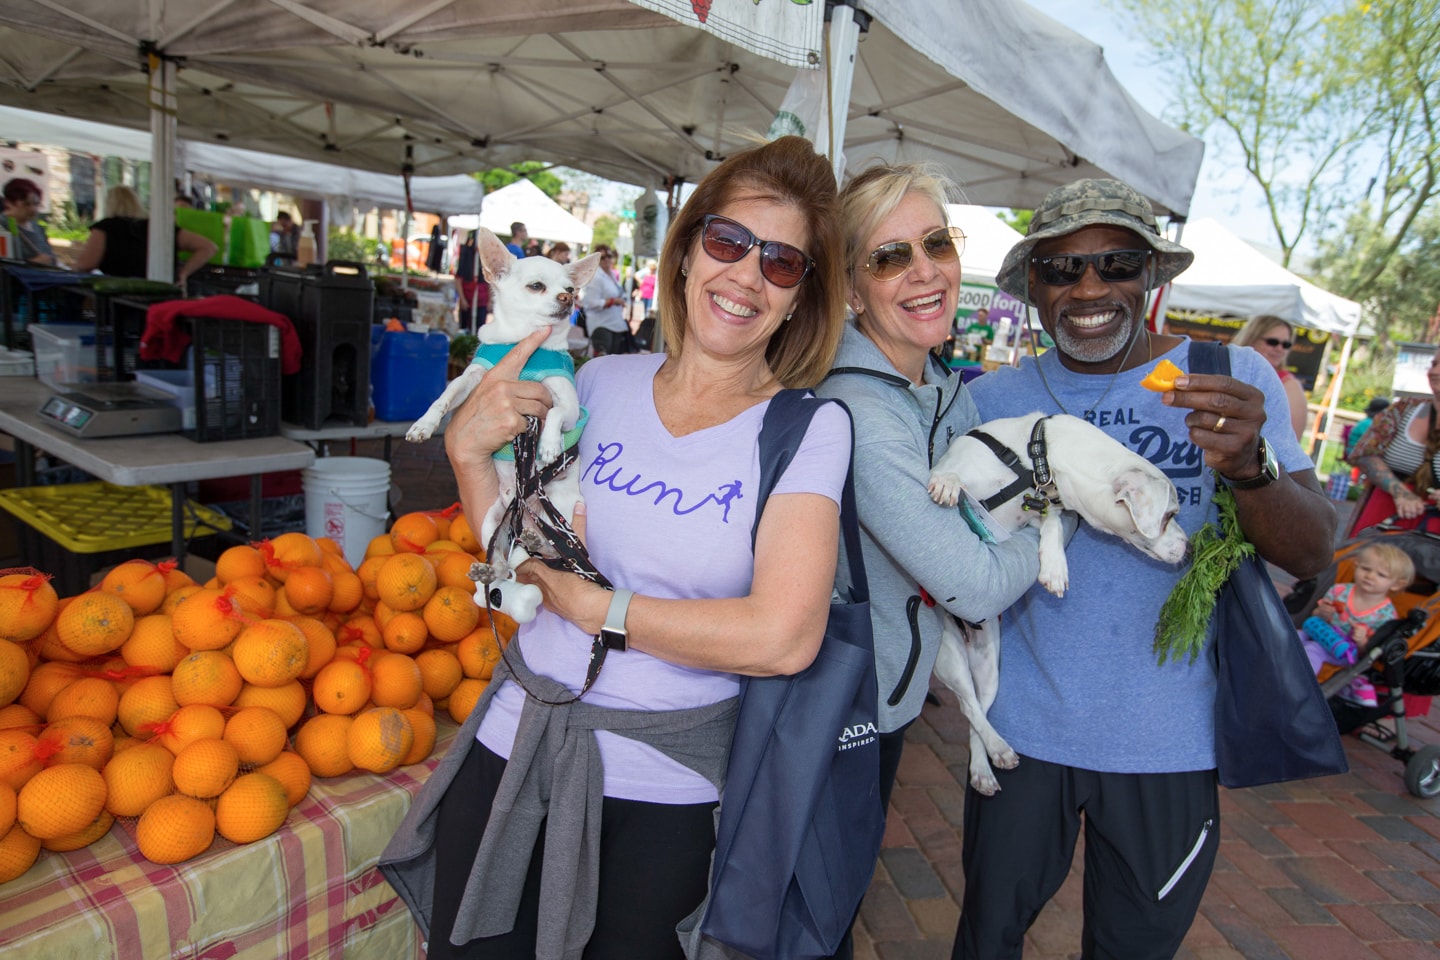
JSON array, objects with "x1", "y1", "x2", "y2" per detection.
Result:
[{"x1": 140, "y1": 295, "x2": 302, "y2": 374}]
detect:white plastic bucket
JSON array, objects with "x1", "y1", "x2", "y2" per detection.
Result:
[{"x1": 302, "y1": 457, "x2": 391, "y2": 567}]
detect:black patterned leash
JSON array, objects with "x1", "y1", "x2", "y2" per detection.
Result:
[{"x1": 481, "y1": 416, "x2": 613, "y2": 705}]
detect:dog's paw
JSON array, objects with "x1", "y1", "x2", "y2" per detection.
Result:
[
  {"x1": 927, "y1": 472, "x2": 963, "y2": 507},
  {"x1": 990, "y1": 745, "x2": 1019, "y2": 770},
  {"x1": 405, "y1": 419, "x2": 437, "y2": 443},
  {"x1": 517, "y1": 531, "x2": 546, "y2": 557},
  {"x1": 468, "y1": 562, "x2": 502, "y2": 585},
  {"x1": 970, "y1": 767, "x2": 1001, "y2": 796},
  {"x1": 1038, "y1": 555, "x2": 1068, "y2": 597},
  {"x1": 536, "y1": 436, "x2": 563, "y2": 467}
]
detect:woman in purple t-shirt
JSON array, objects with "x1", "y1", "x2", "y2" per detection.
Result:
[{"x1": 382, "y1": 136, "x2": 852, "y2": 959}]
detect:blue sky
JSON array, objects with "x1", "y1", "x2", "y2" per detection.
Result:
[{"x1": 1022, "y1": 0, "x2": 1281, "y2": 249}]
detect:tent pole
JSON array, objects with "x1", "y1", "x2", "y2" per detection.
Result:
[
  {"x1": 1314, "y1": 334, "x2": 1354, "y2": 464},
  {"x1": 146, "y1": 51, "x2": 177, "y2": 284},
  {"x1": 825, "y1": 3, "x2": 862, "y2": 183}
]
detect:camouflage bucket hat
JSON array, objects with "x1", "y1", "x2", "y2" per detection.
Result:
[{"x1": 996, "y1": 178, "x2": 1194, "y2": 305}]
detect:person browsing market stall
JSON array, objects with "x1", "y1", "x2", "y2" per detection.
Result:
[
  {"x1": 379, "y1": 135, "x2": 852, "y2": 960},
  {"x1": 582, "y1": 244, "x2": 632, "y2": 355},
  {"x1": 1347, "y1": 343, "x2": 1440, "y2": 536},
  {"x1": 3, "y1": 178, "x2": 57, "y2": 266},
  {"x1": 955, "y1": 178, "x2": 1335, "y2": 960},
  {"x1": 1231, "y1": 313, "x2": 1308, "y2": 440},
  {"x1": 71, "y1": 185, "x2": 218, "y2": 289}
]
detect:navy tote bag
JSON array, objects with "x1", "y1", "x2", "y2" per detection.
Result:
[{"x1": 698, "y1": 391, "x2": 884, "y2": 959}]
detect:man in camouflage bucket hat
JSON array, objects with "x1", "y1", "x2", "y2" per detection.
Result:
[
  {"x1": 994, "y1": 178, "x2": 1194, "y2": 304},
  {"x1": 954, "y1": 179, "x2": 1336, "y2": 958}
]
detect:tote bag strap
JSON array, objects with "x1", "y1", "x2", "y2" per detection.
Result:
[
  {"x1": 752, "y1": 389, "x2": 868, "y2": 604},
  {"x1": 1187, "y1": 338, "x2": 1230, "y2": 377}
]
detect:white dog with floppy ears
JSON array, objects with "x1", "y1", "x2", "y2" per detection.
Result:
[
  {"x1": 407, "y1": 228, "x2": 600, "y2": 623},
  {"x1": 926, "y1": 412, "x2": 1188, "y2": 794}
]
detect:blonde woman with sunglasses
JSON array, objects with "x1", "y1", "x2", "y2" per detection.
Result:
[
  {"x1": 815, "y1": 163, "x2": 1043, "y2": 852},
  {"x1": 1232, "y1": 314, "x2": 1308, "y2": 440}
]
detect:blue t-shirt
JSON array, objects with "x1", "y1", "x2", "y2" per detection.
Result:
[{"x1": 968, "y1": 340, "x2": 1313, "y2": 773}]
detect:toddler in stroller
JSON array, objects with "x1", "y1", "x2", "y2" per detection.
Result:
[
  {"x1": 1285, "y1": 520, "x2": 1440, "y2": 797},
  {"x1": 1299, "y1": 543, "x2": 1414, "y2": 707}
]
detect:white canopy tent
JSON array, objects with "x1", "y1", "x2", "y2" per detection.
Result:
[
  {"x1": 946, "y1": 204, "x2": 1024, "y2": 285},
  {"x1": 1161, "y1": 217, "x2": 1364, "y2": 455},
  {"x1": 0, "y1": 0, "x2": 1202, "y2": 215},
  {"x1": 447, "y1": 179, "x2": 592, "y2": 246},
  {"x1": 1165, "y1": 218, "x2": 1362, "y2": 337},
  {"x1": 0, "y1": 104, "x2": 485, "y2": 215}
]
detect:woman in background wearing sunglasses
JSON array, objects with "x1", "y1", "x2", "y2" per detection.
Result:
[
  {"x1": 1233, "y1": 314, "x2": 1307, "y2": 439},
  {"x1": 381, "y1": 136, "x2": 851, "y2": 959},
  {"x1": 816, "y1": 163, "x2": 1042, "y2": 855}
]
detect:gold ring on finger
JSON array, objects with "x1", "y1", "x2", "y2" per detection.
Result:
[{"x1": 1213, "y1": 416, "x2": 1227, "y2": 432}]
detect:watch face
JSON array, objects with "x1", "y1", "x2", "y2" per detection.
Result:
[{"x1": 1260, "y1": 438, "x2": 1279, "y2": 479}]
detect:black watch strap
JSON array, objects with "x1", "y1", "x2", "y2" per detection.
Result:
[{"x1": 1224, "y1": 437, "x2": 1279, "y2": 491}]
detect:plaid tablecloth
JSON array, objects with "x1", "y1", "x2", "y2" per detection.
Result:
[{"x1": 0, "y1": 721, "x2": 458, "y2": 960}]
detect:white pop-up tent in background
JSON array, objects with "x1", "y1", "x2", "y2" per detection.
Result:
[
  {"x1": 0, "y1": 105, "x2": 485, "y2": 218},
  {"x1": 447, "y1": 179, "x2": 592, "y2": 247},
  {"x1": 1159, "y1": 217, "x2": 1364, "y2": 456},
  {"x1": 1164, "y1": 218, "x2": 1362, "y2": 338}
]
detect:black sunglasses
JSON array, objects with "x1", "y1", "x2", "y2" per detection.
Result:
[
  {"x1": 699, "y1": 214, "x2": 813, "y2": 288},
  {"x1": 1261, "y1": 337, "x2": 1293, "y2": 350},
  {"x1": 1032, "y1": 249, "x2": 1150, "y2": 286},
  {"x1": 864, "y1": 226, "x2": 965, "y2": 281}
]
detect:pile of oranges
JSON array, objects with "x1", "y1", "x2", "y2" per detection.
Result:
[{"x1": 0, "y1": 506, "x2": 514, "y2": 882}]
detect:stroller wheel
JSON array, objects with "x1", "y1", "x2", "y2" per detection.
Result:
[{"x1": 1403, "y1": 744, "x2": 1440, "y2": 799}]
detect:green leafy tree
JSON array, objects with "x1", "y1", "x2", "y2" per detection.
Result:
[
  {"x1": 327, "y1": 227, "x2": 381, "y2": 264},
  {"x1": 1110, "y1": 0, "x2": 1440, "y2": 321},
  {"x1": 998, "y1": 209, "x2": 1032, "y2": 235},
  {"x1": 590, "y1": 214, "x2": 620, "y2": 251},
  {"x1": 473, "y1": 162, "x2": 563, "y2": 199},
  {"x1": 1314, "y1": 206, "x2": 1440, "y2": 348}
]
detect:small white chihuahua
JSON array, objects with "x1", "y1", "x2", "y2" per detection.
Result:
[
  {"x1": 407, "y1": 228, "x2": 600, "y2": 623},
  {"x1": 925, "y1": 413, "x2": 1188, "y2": 794}
]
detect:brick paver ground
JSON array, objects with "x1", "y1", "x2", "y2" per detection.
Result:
[
  {"x1": 380, "y1": 438, "x2": 1440, "y2": 959},
  {"x1": 848, "y1": 688, "x2": 1440, "y2": 960}
]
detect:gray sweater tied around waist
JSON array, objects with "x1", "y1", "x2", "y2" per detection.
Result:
[{"x1": 377, "y1": 646, "x2": 738, "y2": 959}]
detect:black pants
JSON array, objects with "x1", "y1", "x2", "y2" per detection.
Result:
[
  {"x1": 953, "y1": 754, "x2": 1218, "y2": 960},
  {"x1": 428, "y1": 743, "x2": 718, "y2": 960}
]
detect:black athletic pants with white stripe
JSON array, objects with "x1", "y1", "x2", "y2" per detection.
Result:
[{"x1": 953, "y1": 754, "x2": 1218, "y2": 960}]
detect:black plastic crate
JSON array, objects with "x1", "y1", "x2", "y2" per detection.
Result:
[
  {"x1": 187, "y1": 265, "x2": 262, "y2": 300},
  {"x1": 87, "y1": 284, "x2": 182, "y2": 381},
  {"x1": 1, "y1": 259, "x2": 91, "y2": 348},
  {"x1": 187, "y1": 316, "x2": 282, "y2": 442},
  {"x1": 373, "y1": 294, "x2": 415, "y2": 328}
]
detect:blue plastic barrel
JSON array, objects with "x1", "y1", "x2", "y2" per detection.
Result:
[{"x1": 371, "y1": 329, "x2": 449, "y2": 422}]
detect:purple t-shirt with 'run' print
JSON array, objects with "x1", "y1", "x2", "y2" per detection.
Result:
[{"x1": 477, "y1": 352, "x2": 851, "y2": 803}]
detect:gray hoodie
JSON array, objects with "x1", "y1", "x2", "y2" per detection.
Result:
[{"x1": 816, "y1": 323, "x2": 1041, "y2": 733}]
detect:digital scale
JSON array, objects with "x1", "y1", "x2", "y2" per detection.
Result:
[{"x1": 39, "y1": 382, "x2": 184, "y2": 438}]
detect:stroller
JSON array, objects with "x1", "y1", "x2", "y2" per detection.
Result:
[{"x1": 1283, "y1": 518, "x2": 1440, "y2": 798}]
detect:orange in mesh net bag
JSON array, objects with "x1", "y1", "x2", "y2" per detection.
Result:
[
  {"x1": 215, "y1": 772, "x2": 289, "y2": 843},
  {"x1": 135, "y1": 794, "x2": 215, "y2": 864},
  {"x1": 17, "y1": 762, "x2": 107, "y2": 839}
]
